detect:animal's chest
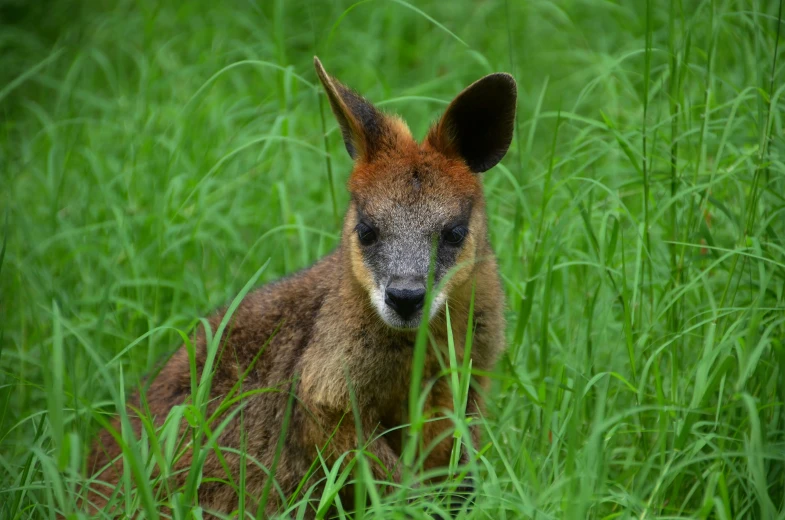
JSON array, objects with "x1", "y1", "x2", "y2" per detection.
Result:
[
  {"x1": 351, "y1": 333, "x2": 470, "y2": 468},
  {"x1": 364, "y1": 338, "x2": 461, "y2": 423},
  {"x1": 374, "y1": 366, "x2": 458, "y2": 468},
  {"x1": 362, "y1": 335, "x2": 457, "y2": 393}
]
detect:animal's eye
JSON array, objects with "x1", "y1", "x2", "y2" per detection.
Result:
[
  {"x1": 356, "y1": 222, "x2": 378, "y2": 246},
  {"x1": 443, "y1": 225, "x2": 468, "y2": 246}
]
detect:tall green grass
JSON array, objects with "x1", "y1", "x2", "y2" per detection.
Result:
[{"x1": 1, "y1": 0, "x2": 784, "y2": 518}]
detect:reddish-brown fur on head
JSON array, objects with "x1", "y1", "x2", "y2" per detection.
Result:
[{"x1": 348, "y1": 144, "x2": 482, "y2": 202}]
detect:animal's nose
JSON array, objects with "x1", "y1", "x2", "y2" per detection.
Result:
[{"x1": 385, "y1": 286, "x2": 426, "y2": 319}]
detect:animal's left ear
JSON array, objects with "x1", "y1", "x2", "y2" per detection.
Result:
[
  {"x1": 314, "y1": 56, "x2": 391, "y2": 162},
  {"x1": 426, "y1": 73, "x2": 517, "y2": 173}
]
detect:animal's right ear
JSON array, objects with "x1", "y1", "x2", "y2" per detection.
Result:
[
  {"x1": 314, "y1": 56, "x2": 387, "y2": 162},
  {"x1": 426, "y1": 73, "x2": 517, "y2": 173}
]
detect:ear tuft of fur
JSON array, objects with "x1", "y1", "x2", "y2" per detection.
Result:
[{"x1": 426, "y1": 73, "x2": 517, "y2": 173}]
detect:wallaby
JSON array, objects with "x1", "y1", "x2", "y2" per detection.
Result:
[{"x1": 87, "y1": 57, "x2": 516, "y2": 518}]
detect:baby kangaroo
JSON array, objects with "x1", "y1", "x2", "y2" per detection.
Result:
[{"x1": 87, "y1": 57, "x2": 516, "y2": 518}]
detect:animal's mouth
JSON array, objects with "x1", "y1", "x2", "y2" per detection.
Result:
[{"x1": 382, "y1": 314, "x2": 424, "y2": 331}]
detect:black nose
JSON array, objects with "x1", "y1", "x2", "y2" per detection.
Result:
[{"x1": 385, "y1": 287, "x2": 426, "y2": 319}]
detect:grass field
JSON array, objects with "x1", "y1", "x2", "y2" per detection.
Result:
[{"x1": 1, "y1": 0, "x2": 784, "y2": 518}]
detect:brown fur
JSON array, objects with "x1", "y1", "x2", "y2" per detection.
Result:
[{"x1": 85, "y1": 57, "x2": 514, "y2": 518}]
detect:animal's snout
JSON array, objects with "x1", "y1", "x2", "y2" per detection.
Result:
[{"x1": 384, "y1": 283, "x2": 426, "y2": 320}]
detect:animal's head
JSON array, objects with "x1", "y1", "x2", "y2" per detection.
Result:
[{"x1": 315, "y1": 57, "x2": 516, "y2": 330}]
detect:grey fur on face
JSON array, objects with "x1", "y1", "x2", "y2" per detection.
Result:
[{"x1": 354, "y1": 181, "x2": 473, "y2": 330}]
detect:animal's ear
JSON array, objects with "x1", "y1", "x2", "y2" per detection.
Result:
[
  {"x1": 314, "y1": 56, "x2": 388, "y2": 161},
  {"x1": 426, "y1": 73, "x2": 517, "y2": 173}
]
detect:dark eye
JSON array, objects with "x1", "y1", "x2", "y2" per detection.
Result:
[
  {"x1": 356, "y1": 222, "x2": 378, "y2": 246},
  {"x1": 443, "y1": 225, "x2": 468, "y2": 246}
]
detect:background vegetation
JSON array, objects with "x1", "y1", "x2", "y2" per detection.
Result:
[{"x1": 1, "y1": 0, "x2": 784, "y2": 518}]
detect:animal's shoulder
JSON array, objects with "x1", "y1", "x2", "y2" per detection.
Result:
[{"x1": 198, "y1": 250, "x2": 342, "y2": 387}]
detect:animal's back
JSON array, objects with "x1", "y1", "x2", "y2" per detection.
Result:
[{"x1": 86, "y1": 252, "x2": 341, "y2": 514}]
